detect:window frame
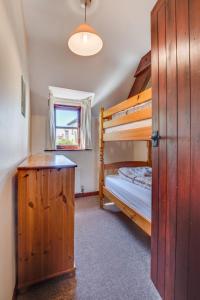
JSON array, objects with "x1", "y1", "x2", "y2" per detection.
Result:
[{"x1": 54, "y1": 104, "x2": 81, "y2": 150}]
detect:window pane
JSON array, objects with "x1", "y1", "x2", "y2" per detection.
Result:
[
  {"x1": 55, "y1": 108, "x2": 79, "y2": 127},
  {"x1": 56, "y1": 128, "x2": 78, "y2": 146}
]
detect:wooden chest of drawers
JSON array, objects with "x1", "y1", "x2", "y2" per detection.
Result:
[{"x1": 17, "y1": 154, "x2": 77, "y2": 290}]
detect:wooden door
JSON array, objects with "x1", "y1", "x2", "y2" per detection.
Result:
[{"x1": 151, "y1": 0, "x2": 200, "y2": 299}]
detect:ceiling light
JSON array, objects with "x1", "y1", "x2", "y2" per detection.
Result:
[{"x1": 68, "y1": 0, "x2": 103, "y2": 56}]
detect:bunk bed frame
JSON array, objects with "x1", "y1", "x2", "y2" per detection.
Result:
[{"x1": 99, "y1": 88, "x2": 152, "y2": 236}]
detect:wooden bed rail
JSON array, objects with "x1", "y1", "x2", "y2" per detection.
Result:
[
  {"x1": 104, "y1": 161, "x2": 148, "y2": 170},
  {"x1": 103, "y1": 107, "x2": 152, "y2": 129},
  {"x1": 103, "y1": 126, "x2": 152, "y2": 142},
  {"x1": 103, "y1": 88, "x2": 152, "y2": 119}
]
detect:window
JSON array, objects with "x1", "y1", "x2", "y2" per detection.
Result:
[{"x1": 54, "y1": 105, "x2": 81, "y2": 150}]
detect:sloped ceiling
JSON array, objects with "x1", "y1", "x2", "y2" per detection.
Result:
[{"x1": 22, "y1": 0, "x2": 156, "y2": 116}]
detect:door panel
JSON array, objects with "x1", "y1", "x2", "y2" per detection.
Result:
[
  {"x1": 175, "y1": 0, "x2": 191, "y2": 299},
  {"x1": 157, "y1": 4, "x2": 167, "y2": 298},
  {"x1": 165, "y1": 0, "x2": 178, "y2": 298},
  {"x1": 151, "y1": 0, "x2": 200, "y2": 299},
  {"x1": 189, "y1": 0, "x2": 200, "y2": 299}
]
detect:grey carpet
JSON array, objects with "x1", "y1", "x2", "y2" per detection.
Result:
[{"x1": 18, "y1": 196, "x2": 161, "y2": 300}]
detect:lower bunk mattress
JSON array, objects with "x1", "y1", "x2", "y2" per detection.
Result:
[{"x1": 105, "y1": 175, "x2": 151, "y2": 221}]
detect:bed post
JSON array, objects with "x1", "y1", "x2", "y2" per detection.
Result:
[
  {"x1": 99, "y1": 107, "x2": 104, "y2": 208},
  {"x1": 147, "y1": 141, "x2": 152, "y2": 166}
]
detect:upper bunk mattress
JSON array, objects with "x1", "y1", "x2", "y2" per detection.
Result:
[
  {"x1": 105, "y1": 175, "x2": 151, "y2": 221},
  {"x1": 105, "y1": 119, "x2": 152, "y2": 133}
]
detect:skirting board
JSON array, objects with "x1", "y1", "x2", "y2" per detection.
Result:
[{"x1": 75, "y1": 191, "x2": 99, "y2": 198}]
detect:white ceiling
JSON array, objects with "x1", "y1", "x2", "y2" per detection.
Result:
[{"x1": 22, "y1": 0, "x2": 156, "y2": 116}]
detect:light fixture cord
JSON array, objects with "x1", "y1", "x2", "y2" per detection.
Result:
[{"x1": 84, "y1": 0, "x2": 87, "y2": 23}]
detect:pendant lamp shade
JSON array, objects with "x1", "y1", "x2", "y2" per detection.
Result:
[{"x1": 68, "y1": 23, "x2": 103, "y2": 56}]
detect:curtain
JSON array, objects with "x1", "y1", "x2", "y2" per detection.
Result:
[
  {"x1": 80, "y1": 98, "x2": 92, "y2": 149},
  {"x1": 46, "y1": 95, "x2": 92, "y2": 150}
]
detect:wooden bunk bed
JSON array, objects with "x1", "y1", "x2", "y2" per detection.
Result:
[{"x1": 99, "y1": 88, "x2": 152, "y2": 236}]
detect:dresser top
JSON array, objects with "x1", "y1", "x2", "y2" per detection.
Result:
[{"x1": 18, "y1": 154, "x2": 77, "y2": 170}]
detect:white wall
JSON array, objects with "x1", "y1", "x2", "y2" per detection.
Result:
[
  {"x1": 105, "y1": 141, "x2": 135, "y2": 163},
  {"x1": 31, "y1": 115, "x2": 46, "y2": 153},
  {"x1": 0, "y1": 1, "x2": 30, "y2": 299},
  {"x1": 133, "y1": 142, "x2": 148, "y2": 161}
]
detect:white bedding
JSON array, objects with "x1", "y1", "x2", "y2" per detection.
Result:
[
  {"x1": 105, "y1": 175, "x2": 151, "y2": 221},
  {"x1": 105, "y1": 119, "x2": 152, "y2": 133}
]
